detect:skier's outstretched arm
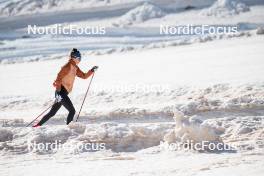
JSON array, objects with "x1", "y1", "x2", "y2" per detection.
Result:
[{"x1": 77, "y1": 66, "x2": 98, "y2": 79}]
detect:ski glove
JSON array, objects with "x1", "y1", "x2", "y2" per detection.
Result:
[
  {"x1": 90, "y1": 66, "x2": 98, "y2": 72},
  {"x1": 55, "y1": 91, "x2": 62, "y2": 103}
]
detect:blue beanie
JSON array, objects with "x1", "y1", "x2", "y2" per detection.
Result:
[{"x1": 71, "y1": 48, "x2": 81, "y2": 60}]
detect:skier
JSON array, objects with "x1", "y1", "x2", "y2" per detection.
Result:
[{"x1": 33, "y1": 48, "x2": 98, "y2": 127}]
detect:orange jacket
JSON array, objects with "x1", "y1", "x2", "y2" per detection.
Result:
[{"x1": 53, "y1": 59, "x2": 93, "y2": 92}]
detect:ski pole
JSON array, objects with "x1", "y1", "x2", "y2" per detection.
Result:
[
  {"x1": 26, "y1": 101, "x2": 55, "y2": 127},
  {"x1": 76, "y1": 72, "x2": 95, "y2": 122}
]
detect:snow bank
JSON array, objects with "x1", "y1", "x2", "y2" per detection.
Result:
[
  {"x1": 1, "y1": 111, "x2": 262, "y2": 155},
  {"x1": 174, "y1": 112, "x2": 223, "y2": 144},
  {"x1": 3, "y1": 30, "x2": 251, "y2": 65},
  {"x1": 164, "y1": 111, "x2": 223, "y2": 151},
  {"x1": 0, "y1": 123, "x2": 174, "y2": 155},
  {"x1": 78, "y1": 122, "x2": 173, "y2": 152},
  {"x1": 30, "y1": 127, "x2": 72, "y2": 144},
  {"x1": 113, "y1": 2, "x2": 165, "y2": 27},
  {"x1": 1, "y1": 82, "x2": 264, "y2": 122},
  {"x1": 1, "y1": 0, "x2": 264, "y2": 17},
  {"x1": 0, "y1": 0, "x2": 215, "y2": 17},
  {"x1": 216, "y1": 116, "x2": 264, "y2": 151},
  {"x1": 256, "y1": 27, "x2": 264, "y2": 35},
  {"x1": 201, "y1": 0, "x2": 250, "y2": 17},
  {"x1": 164, "y1": 110, "x2": 264, "y2": 152},
  {"x1": 1, "y1": 83, "x2": 264, "y2": 154},
  {"x1": 0, "y1": 128, "x2": 13, "y2": 142},
  {"x1": 87, "y1": 30, "x2": 252, "y2": 57},
  {"x1": 0, "y1": 0, "x2": 60, "y2": 17},
  {"x1": 0, "y1": 0, "x2": 111, "y2": 17}
]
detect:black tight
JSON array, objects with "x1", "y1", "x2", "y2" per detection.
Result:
[{"x1": 38, "y1": 86, "x2": 75, "y2": 125}]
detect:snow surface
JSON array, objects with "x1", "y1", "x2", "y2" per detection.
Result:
[{"x1": 1, "y1": 35, "x2": 264, "y2": 175}]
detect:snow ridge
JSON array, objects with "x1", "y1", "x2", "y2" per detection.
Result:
[
  {"x1": 201, "y1": 0, "x2": 250, "y2": 17},
  {"x1": 113, "y1": 2, "x2": 165, "y2": 27}
]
